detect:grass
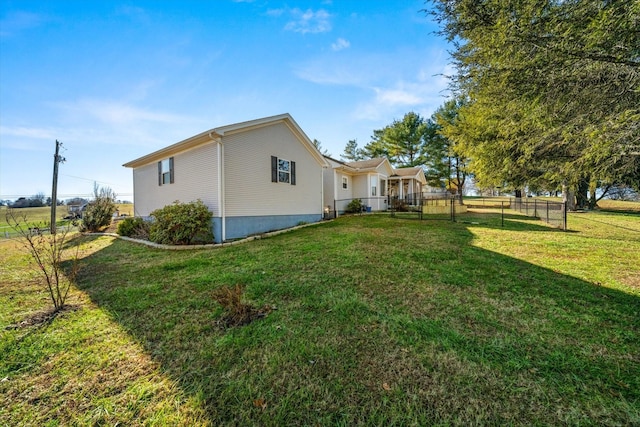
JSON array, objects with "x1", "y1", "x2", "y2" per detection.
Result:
[
  {"x1": 1, "y1": 207, "x2": 638, "y2": 425},
  {"x1": 0, "y1": 204, "x2": 134, "y2": 237},
  {"x1": 597, "y1": 199, "x2": 640, "y2": 213}
]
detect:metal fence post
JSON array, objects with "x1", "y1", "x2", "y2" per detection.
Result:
[
  {"x1": 546, "y1": 201, "x2": 549, "y2": 224},
  {"x1": 450, "y1": 197, "x2": 454, "y2": 222}
]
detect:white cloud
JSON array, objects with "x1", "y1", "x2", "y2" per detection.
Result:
[
  {"x1": 353, "y1": 70, "x2": 451, "y2": 122},
  {"x1": 0, "y1": 98, "x2": 209, "y2": 155},
  {"x1": 54, "y1": 99, "x2": 189, "y2": 126},
  {"x1": 294, "y1": 62, "x2": 364, "y2": 86},
  {"x1": 266, "y1": 8, "x2": 285, "y2": 17},
  {"x1": 331, "y1": 38, "x2": 350, "y2": 51},
  {"x1": 293, "y1": 52, "x2": 389, "y2": 86},
  {"x1": 0, "y1": 11, "x2": 47, "y2": 38},
  {"x1": 284, "y1": 8, "x2": 331, "y2": 34},
  {"x1": 374, "y1": 87, "x2": 423, "y2": 106},
  {"x1": 0, "y1": 125, "x2": 57, "y2": 140}
]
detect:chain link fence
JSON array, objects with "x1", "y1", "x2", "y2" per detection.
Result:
[
  {"x1": 329, "y1": 196, "x2": 567, "y2": 230},
  {"x1": 509, "y1": 197, "x2": 567, "y2": 230}
]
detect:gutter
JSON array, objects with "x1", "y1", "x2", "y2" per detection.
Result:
[{"x1": 209, "y1": 131, "x2": 225, "y2": 242}]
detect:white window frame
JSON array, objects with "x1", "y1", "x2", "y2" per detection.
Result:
[
  {"x1": 278, "y1": 158, "x2": 290, "y2": 183},
  {"x1": 161, "y1": 159, "x2": 171, "y2": 185}
]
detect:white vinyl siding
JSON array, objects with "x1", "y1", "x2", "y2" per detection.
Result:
[
  {"x1": 336, "y1": 172, "x2": 352, "y2": 200},
  {"x1": 322, "y1": 163, "x2": 335, "y2": 210},
  {"x1": 224, "y1": 122, "x2": 322, "y2": 217},
  {"x1": 132, "y1": 142, "x2": 219, "y2": 217},
  {"x1": 352, "y1": 175, "x2": 368, "y2": 199}
]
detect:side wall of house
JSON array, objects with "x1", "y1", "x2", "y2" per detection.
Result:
[
  {"x1": 322, "y1": 165, "x2": 335, "y2": 211},
  {"x1": 223, "y1": 122, "x2": 322, "y2": 216},
  {"x1": 333, "y1": 171, "x2": 354, "y2": 213},
  {"x1": 132, "y1": 142, "x2": 219, "y2": 217},
  {"x1": 221, "y1": 122, "x2": 323, "y2": 239},
  {"x1": 352, "y1": 175, "x2": 369, "y2": 200}
]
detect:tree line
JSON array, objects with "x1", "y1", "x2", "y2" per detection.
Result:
[
  {"x1": 2, "y1": 195, "x2": 132, "y2": 208},
  {"x1": 426, "y1": 0, "x2": 639, "y2": 209},
  {"x1": 339, "y1": 106, "x2": 469, "y2": 202}
]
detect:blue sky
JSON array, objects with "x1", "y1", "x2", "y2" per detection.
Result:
[{"x1": 0, "y1": 0, "x2": 452, "y2": 201}]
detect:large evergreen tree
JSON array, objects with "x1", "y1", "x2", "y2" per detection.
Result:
[
  {"x1": 431, "y1": 98, "x2": 470, "y2": 202},
  {"x1": 341, "y1": 139, "x2": 365, "y2": 162},
  {"x1": 363, "y1": 112, "x2": 429, "y2": 167},
  {"x1": 428, "y1": 0, "x2": 640, "y2": 208}
]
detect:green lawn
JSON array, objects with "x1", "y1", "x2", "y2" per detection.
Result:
[
  {"x1": 0, "y1": 204, "x2": 134, "y2": 237},
  {"x1": 1, "y1": 209, "x2": 638, "y2": 425}
]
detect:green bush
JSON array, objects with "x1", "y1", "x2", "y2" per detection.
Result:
[
  {"x1": 116, "y1": 217, "x2": 150, "y2": 239},
  {"x1": 346, "y1": 198, "x2": 364, "y2": 213},
  {"x1": 149, "y1": 200, "x2": 214, "y2": 245},
  {"x1": 81, "y1": 185, "x2": 116, "y2": 232}
]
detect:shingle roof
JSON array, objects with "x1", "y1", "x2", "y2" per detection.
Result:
[
  {"x1": 393, "y1": 167, "x2": 422, "y2": 177},
  {"x1": 345, "y1": 158, "x2": 386, "y2": 169}
]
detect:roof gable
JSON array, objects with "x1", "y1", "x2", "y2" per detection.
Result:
[
  {"x1": 123, "y1": 113, "x2": 328, "y2": 169},
  {"x1": 325, "y1": 156, "x2": 394, "y2": 176},
  {"x1": 393, "y1": 166, "x2": 427, "y2": 184}
]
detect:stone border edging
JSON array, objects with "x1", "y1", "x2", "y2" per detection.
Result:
[{"x1": 92, "y1": 220, "x2": 331, "y2": 250}]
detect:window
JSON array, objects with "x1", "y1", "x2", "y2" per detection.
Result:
[
  {"x1": 371, "y1": 185, "x2": 377, "y2": 196},
  {"x1": 278, "y1": 158, "x2": 290, "y2": 183},
  {"x1": 157, "y1": 157, "x2": 174, "y2": 186},
  {"x1": 380, "y1": 179, "x2": 386, "y2": 196},
  {"x1": 271, "y1": 156, "x2": 296, "y2": 185},
  {"x1": 342, "y1": 176, "x2": 348, "y2": 189}
]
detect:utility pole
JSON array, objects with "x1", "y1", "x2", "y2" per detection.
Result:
[{"x1": 50, "y1": 140, "x2": 65, "y2": 234}]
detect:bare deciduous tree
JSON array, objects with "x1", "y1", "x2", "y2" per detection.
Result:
[{"x1": 5, "y1": 209, "x2": 79, "y2": 312}]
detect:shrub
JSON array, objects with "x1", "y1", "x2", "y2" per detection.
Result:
[
  {"x1": 149, "y1": 200, "x2": 214, "y2": 245},
  {"x1": 391, "y1": 199, "x2": 409, "y2": 212},
  {"x1": 116, "y1": 217, "x2": 150, "y2": 239},
  {"x1": 81, "y1": 184, "x2": 116, "y2": 232},
  {"x1": 346, "y1": 198, "x2": 364, "y2": 213},
  {"x1": 212, "y1": 284, "x2": 272, "y2": 327}
]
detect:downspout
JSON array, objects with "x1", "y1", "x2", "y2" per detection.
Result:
[
  {"x1": 334, "y1": 169, "x2": 339, "y2": 218},
  {"x1": 209, "y1": 131, "x2": 225, "y2": 242},
  {"x1": 321, "y1": 166, "x2": 326, "y2": 219}
]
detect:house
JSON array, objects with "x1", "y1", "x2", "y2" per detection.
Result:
[
  {"x1": 323, "y1": 157, "x2": 393, "y2": 214},
  {"x1": 123, "y1": 114, "x2": 328, "y2": 243},
  {"x1": 323, "y1": 156, "x2": 428, "y2": 215},
  {"x1": 388, "y1": 166, "x2": 428, "y2": 204}
]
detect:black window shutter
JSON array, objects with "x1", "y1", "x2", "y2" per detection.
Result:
[
  {"x1": 158, "y1": 161, "x2": 162, "y2": 186},
  {"x1": 271, "y1": 156, "x2": 278, "y2": 182},
  {"x1": 290, "y1": 161, "x2": 296, "y2": 185},
  {"x1": 169, "y1": 157, "x2": 175, "y2": 184}
]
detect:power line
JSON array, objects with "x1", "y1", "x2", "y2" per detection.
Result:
[{"x1": 60, "y1": 174, "x2": 119, "y2": 186}]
